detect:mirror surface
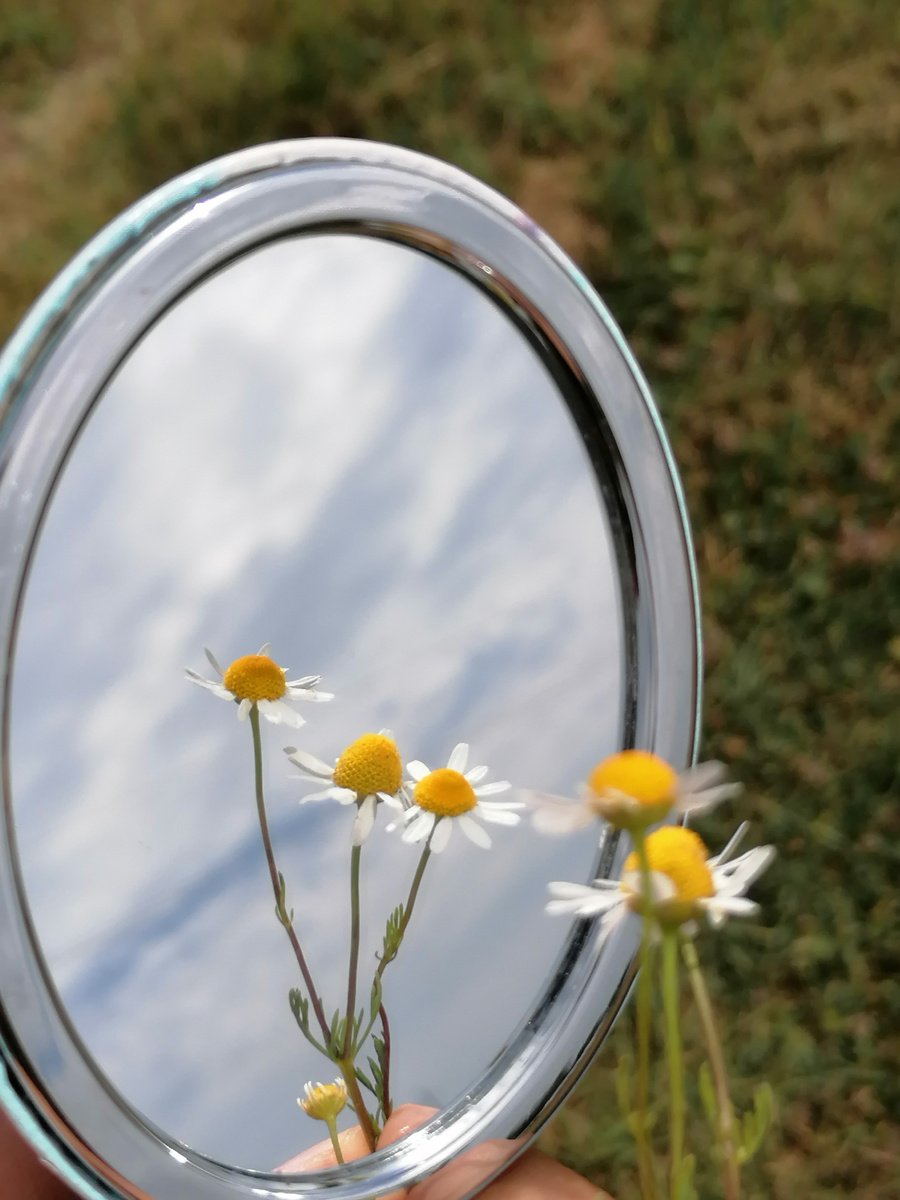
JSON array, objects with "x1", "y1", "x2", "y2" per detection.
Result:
[{"x1": 9, "y1": 234, "x2": 623, "y2": 1170}]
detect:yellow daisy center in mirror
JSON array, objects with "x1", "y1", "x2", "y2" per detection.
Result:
[
  {"x1": 589, "y1": 750, "x2": 678, "y2": 808},
  {"x1": 414, "y1": 768, "x2": 477, "y2": 817},
  {"x1": 623, "y1": 826, "x2": 714, "y2": 905},
  {"x1": 223, "y1": 654, "x2": 287, "y2": 702},
  {"x1": 333, "y1": 733, "x2": 402, "y2": 796},
  {"x1": 298, "y1": 1080, "x2": 348, "y2": 1121}
]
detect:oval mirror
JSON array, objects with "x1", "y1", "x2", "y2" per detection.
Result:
[{"x1": 0, "y1": 140, "x2": 700, "y2": 1200}]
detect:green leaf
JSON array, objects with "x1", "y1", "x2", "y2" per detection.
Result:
[
  {"x1": 698, "y1": 1061, "x2": 718, "y2": 1129},
  {"x1": 739, "y1": 1082, "x2": 774, "y2": 1164},
  {"x1": 379, "y1": 904, "x2": 405, "y2": 968}
]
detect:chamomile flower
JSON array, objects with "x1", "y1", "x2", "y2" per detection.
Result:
[
  {"x1": 546, "y1": 823, "x2": 774, "y2": 946},
  {"x1": 298, "y1": 1079, "x2": 348, "y2": 1122},
  {"x1": 285, "y1": 731, "x2": 404, "y2": 845},
  {"x1": 532, "y1": 750, "x2": 741, "y2": 835},
  {"x1": 186, "y1": 645, "x2": 333, "y2": 728},
  {"x1": 395, "y1": 743, "x2": 523, "y2": 853}
]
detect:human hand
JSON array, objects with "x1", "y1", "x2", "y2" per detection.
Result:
[
  {"x1": 278, "y1": 1103, "x2": 610, "y2": 1200},
  {"x1": 0, "y1": 1108, "x2": 76, "y2": 1200}
]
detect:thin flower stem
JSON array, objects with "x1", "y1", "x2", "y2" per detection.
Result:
[
  {"x1": 632, "y1": 831, "x2": 661, "y2": 1200},
  {"x1": 682, "y1": 937, "x2": 741, "y2": 1200},
  {"x1": 379, "y1": 1003, "x2": 393, "y2": 1120},
  {"x1": 376, "y1": 840, "x2": 432, "y2": 988},
  {"x1": 344, "y1": 840, "x2": 363, "y2": 1059},
  {"x1": 661, "y1": 927, "x2": 685, "y2": 1198},
  {"x1": 248, "y1": 707, "x2": 330, "y2": 1044},
  {"x1": 249, "y1": 709, "x2": 376, "y2": 1152},
  {"x1": 324, "y1": 1117, "x2": 345, "y2": 1165}
]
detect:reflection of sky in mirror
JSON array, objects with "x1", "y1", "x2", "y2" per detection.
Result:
[{"x1": 10, "y1": 235, "x2": 622, "y2": 1170}]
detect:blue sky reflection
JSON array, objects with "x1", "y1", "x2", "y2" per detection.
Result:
[{"x1": 11, "y1": 235, "x2": 623, "y2": 1169}]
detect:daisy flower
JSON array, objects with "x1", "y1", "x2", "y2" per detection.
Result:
[
  {"x1": 285, "y1": 731, "x2": 404, "y2": 845},
  {"x1": 532, "y1": 749, "x2": 741, "y2": 835},
  {"x1": 186, "y1": 645, "x2": 333, "y2": 728},
  {"x1": 297, "y1": 1078, "x2": 348, "y2": 1122},
  {"x1": 546, "y1": 823, "x2": 774, "y2": 946},
  {"x1": 395, "y1": 743, "x2": 524, "y2": 853}
]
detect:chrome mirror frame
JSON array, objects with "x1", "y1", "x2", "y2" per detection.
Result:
[{"x1": 0, "y1": 139, "x2": 700, "y2": 1199}]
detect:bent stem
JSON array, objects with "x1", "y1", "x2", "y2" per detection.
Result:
[
  {"x1": 324, "y1": 1117, "x2": 345, "y2": 1165},
  {"x1": 661, "y1": 927, "x2": 685, "y2": 1197},
  {"x1": 249, "y1": 708, "x2": 376, "y2": 1151},
  {"x1": 249, "y1": 707, "x2": 330, "y2": 1044},
  {"x1": 683, "y1": 937, "x2": 741, "y2": 1200},
  {"x1": 632, "y1": 831, "x2": 660, "y2": 1200}
]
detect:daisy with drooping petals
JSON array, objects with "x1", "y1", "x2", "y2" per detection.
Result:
[
  {"x1": 546, "y1": 823, "x2": 774, "y2": 947},
  {"x1": 298, "y1": 1078, "x2": 348, "y2": 1122},
  {"x1": 396, "y1": 743, "x2": 523, "y2": 853},
  {"x1": 532, "y1": 749, "x2": 742, "y2": 835},
  {"x1": 285, "y1": 731, "x2": 404, "y2": 845},
  {"x1": 186, "y1": 644, "x2": 333, "y2": 728}
]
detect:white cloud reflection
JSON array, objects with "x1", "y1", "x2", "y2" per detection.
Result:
[{"x1": 10, "y1": 236, "x2": 622, "y2": 1168}]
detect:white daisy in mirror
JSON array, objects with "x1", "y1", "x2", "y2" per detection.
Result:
[
  {"x1": 532, "y1": 749, "x2": 742, "y2": 835},
  {"x1": 285, "y1": 731, "x2": 404, "y2": 845},
  {"x1": 185, "y1": 645, "x2": 333, "y2": 728},
  {"x1": 394, "y1": 743, "x2": 524, "y2": 853},
  {"x1": 546, "y1": 823, "x2": 774, "y2": 946}
]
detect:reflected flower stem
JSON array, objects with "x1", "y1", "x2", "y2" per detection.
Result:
[
  {"x1": 632, "y1": 831, "x2": 661, "y2": 1200},
  {"x1": 661, "y1": 928, "x2": 685, "y2": 1197},
  {"x1": 248, "y1": 707, "x2": 377, "y2": 1150},
  {"x1": 682, "y1": 937, "x2": 741, "y2": 1200}
]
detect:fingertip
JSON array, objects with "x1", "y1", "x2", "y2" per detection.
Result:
[{"x1": 378, "y1": 1104, "x2": 438, "y2": 1148}]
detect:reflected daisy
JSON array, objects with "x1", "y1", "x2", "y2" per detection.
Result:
[
  {"x1": 395, "y1": 743, "x2": 523, "y2": 853},
  {"x1": 285, "y1": 731, "x2": 404, "y2": 845},
  {"x1": 298, "y1": 1078, "x2": 348, "y2": 1122},
  {"x1": 186, "y1": 645, "x2": 332, "y2": 729},
  {"x1": 532, "y1": 750, "x2": 741, "y2": 835},
  {"x1": 546, "y1": 823, "x2": 774, "y2": 946}
]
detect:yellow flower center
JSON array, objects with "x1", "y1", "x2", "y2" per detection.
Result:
[
  {"x1": 414, "y1": 768, "x2": 477, "y2": 817},
  {"x1": 333, "y1": 733, "x2": 402, "y2": 796},
  {"x1": 589, "y1": 750, "x2": 678, "y2": 810},
  {"x1": 623, "y1": 826, "x2": 714, "y2": 914},
  {"x1": 298, "y1": 1080, "x2": 348, "y2": 1122},
  {"x1": 222, "y1": 654, "x2": 287, "y2": 702}
]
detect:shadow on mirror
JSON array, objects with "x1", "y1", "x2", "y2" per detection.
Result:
[{"x1": 10, "y1": 234, "x2": 623, "y2": 1171}]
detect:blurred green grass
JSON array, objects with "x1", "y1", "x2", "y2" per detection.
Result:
[{"x1": 2, "y1": 2, "x2": 898, "y2": 1196}]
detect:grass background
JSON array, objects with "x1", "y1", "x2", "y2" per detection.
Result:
[{"x1": 1, "y1": 2, "x2": 898, "y2": 1196}]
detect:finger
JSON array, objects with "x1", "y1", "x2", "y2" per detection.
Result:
[
  {"x1": 378, "y1": 1104, "x2": 438, "y2": 1148},
  {"x1": 274, "y1": 1123, "x2": 373, "y2": 1173},
  {"x1": 474, "y1": 1147, "x2": 611, "y2": 1199}
]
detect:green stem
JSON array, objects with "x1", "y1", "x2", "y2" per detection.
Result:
[
  {"x1": 344, "y1": 840, "x2": 363, "y2": 1059},
  {"x1": 683, "y1": 938, "x2": 741, "y2": 1200},
  {"x1": 324, "y1": 1117, "x2": 345, "y2": 1165},
  {"x1": 661, "y1": 928, "x2": 685, "y2": 1197},
  {"x1": 377, "y1": 840, "x2": 432, "y2": 987},
  {"x1": 337, "y1": 1056, "x2": 378, "y2": 1150},
  {"x1": 248, "y1": 707, "x2": 330, "y2": 1044},
  {"x1": 633, "y1": 831, "x2": 661, "y2": 1200}
]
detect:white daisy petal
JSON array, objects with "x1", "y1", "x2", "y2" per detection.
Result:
[
  {"x1": 290, "y1": 688, "x2": 334, "y2": 704},
  {"x1": 472, "y1": 780, "x2": 511, "y2": 796},
  {"x1": 353, "y1": 796, "x2": 377, "y2": 846},
  {"x1": 285, "y1": 749, "x2": 335, "y2": 779},
  {"x1": 677, "y1": 782, "x2": 743, "y2": 814},
  {"x1": 447, "y1": 743, "x2": 469, "y2": 772},
  {"x1": 184, "y1": 669, "x2": 231, "y2": 698},
  {"x1": 406, "y1": 761, "x2": 430, "y2": 783},
  {"x1": 477, "y1": 807, "x2": 520, "y2": 826},
  {"x1": 532, "y1": 804, "x2": 595, "y2": 835},
  {"x1": 238, "y1": 698, "x2": 252, "y2": 721},
  {"x1": 457, "y1": 815, "x2": 491, "y2": 849},
  {"x1": 402, "y1": 813, "x2": 435, "y2": 844},
  {"x1": 707, "y1": 822, "x2": 750, "y2": 867},
  {"x1": 475, "y1": 798, "x2": 524, "y2": 810},
  {"x1": 203, "y1": 648, "x2": 224, "y2": 677},
  {"x1": 714, "y1": 846, "x2": 776, "y2": 895},
  {"x1": 595, "y1": 906, "x2": 628, "y2": 951},
  {"x1": 429, "y1": 819, "x2": 453, "y2": 854},
  {"x1": 548, "y1": 881, "x2": 602, "y2": 901},
  {"x1": 258, "y1": 642, "x2": 272, "y2": 656},
  {"x1": 300, "y1": 787, "x2": 345, "y2": 804},
  {"x1": 378, "y1": 728, "x2": 394, "y2": 739},
  {"x1": 379, "y1": 792, "x2": 404, "y2": 809},
  {"x1": 285, "y1": 675, "x2": 322, "y2": 689},
  {"x1": 259, "y1": 699, "x2": 305, "y2": 728},
  {"x1": 464, "y1": 765, "x2": 489, "y2": 784},
  {"x1": 677, "y1": 760, "x2": 728, "y2": 791}
]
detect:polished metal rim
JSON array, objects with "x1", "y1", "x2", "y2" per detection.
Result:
[{"x1": 0, "y1": 139, "x2": 701, "y2": 1200}]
